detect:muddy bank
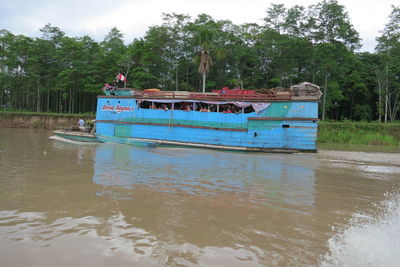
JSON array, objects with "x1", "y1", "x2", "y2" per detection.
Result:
[{"x1": 0, "y1": 113, "x2": 94, "y2": 129}]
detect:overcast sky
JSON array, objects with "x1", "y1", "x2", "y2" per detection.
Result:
[{"x1": 0, "y1": 0, "x2": 397, "y2": 52}]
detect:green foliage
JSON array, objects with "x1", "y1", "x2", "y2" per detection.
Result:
[
  {"x1": 0, "y1": 3, "x2": 399, "y2": 121},
  {"x1": 375, "y1": 6, "x2": 400, "y2": 122},
  {"x1": 352, "y1": 104, "x2": 371, "y2": 121}
]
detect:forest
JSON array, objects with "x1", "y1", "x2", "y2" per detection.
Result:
[{"x1": 0, "y1": 0, "x2": 399, "y2": 122}]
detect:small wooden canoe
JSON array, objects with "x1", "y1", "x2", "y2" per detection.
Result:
[{"x1": 53, "y1": 129, "x2": 101, "y2": 143}]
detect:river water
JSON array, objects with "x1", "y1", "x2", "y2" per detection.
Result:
[{"x1": 0, "y1": 128, "x2": 399, "y2": 266}]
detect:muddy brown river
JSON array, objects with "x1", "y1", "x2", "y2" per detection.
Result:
[{"x1": 0, "y1": 128, "x2": 399, "y2": 266}]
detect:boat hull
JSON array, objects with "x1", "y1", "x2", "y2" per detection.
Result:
[
  {"x1": 53, "y1": 130, "x2": 101, "y2": 143},
  {"x1": 97, "y1": 135, "x2": 312, "y2": 153},
  {"x1": 96, "y1": 134, "x2": 158, "y2": 147},
  {"x1": 95, "y1": 97, "x2": 319, "y2": 153}
]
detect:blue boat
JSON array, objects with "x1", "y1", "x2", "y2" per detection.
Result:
[{"x1": 95, "y1": 82, "x2": 322, "y2": 152}]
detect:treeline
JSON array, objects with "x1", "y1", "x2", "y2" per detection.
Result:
[{"x1": 0, "y1": 0, "x2": 399, "y2": 121}]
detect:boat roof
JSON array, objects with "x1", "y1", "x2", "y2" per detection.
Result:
[{"x1": 98, "y1": 82, "x2": 322, "y2": 102}]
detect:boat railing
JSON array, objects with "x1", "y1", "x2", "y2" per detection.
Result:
[
  {"x1": 135, "y1": 91, "x2": 293, "y2": 101},
  {"x1": 100, "y1": 87, "x2": 324, "y2": 101}
]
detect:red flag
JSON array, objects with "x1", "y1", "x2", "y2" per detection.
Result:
[{"x1": 117, "y1": 73, "x2": 126, "y2": 82}]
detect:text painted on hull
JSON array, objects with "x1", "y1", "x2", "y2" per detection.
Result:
[{"x1": 102, "y1": 104, "x2": 134, "y2": 113}]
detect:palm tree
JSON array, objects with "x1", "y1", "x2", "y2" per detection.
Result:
[
  {"x1": 194, "y1": 29, "x2": 220, "y2": 93},
  {"x1": 194, "y1": 30, "x2": 224, "y2": 93},
  {"x1": 198, "y1": 46, "x2": 213, "y2": 93}
]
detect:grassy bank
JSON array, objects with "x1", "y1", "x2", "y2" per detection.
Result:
[{"x1": 318, "y1": 121, "x2": 400, "y2": 146}]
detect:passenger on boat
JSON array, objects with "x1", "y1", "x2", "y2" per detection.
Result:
[
  {"x1": 102, "y1": 83, "x2": 113, "y2": 92},
  {"x1": 78, "y1": 118, "x2": 85, "y2": 130},
  {"x1": 223, "y1": 107, "x2": 233, "y2": 113},
  {"x1": 199, "y1": 105, "x2": 211, "y2": 112},
  {"x1": 115, "y1": 72, "x2": 126, "y2": 87},
  {"x1": 112, "y1": 80, "x2": 118, "y2": 89},
  {"x1": 161, "y1": 104, "x2": 168, "y2": 111}
]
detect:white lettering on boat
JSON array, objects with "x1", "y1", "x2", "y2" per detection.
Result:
[{"x1": 102, "y1": 104, "x2": 134, "y2": 113}]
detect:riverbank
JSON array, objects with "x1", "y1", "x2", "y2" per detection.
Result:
[
  {"x1": 318, "y1": 121, "x2": 400, "y2": 146},
  {"x1": 1, "y1": 112, "x2": 399, "y2": 150},
  {"x1": 0, "y1": 112, "x2": 94, "y2": 129}
]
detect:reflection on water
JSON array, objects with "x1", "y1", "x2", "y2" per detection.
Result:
[
  {"x1": 0, "y1": 128, "x2": 399, "y2": 266},
  {"x1": 93, "y1": 144, "x2": 316, "y2": 211}
]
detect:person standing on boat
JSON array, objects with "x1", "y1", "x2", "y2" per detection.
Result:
[
  {"x1": 78, "y1": 118, "x2": 85, "y2": 130},
  {"x1": 115, "y1": 72, "x2": 127, "y2": 88}
]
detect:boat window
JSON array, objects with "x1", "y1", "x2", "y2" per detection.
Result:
[
  {"x1": 137, "y1": 101, "x2": 171, "y2": 110},
  {"x1": 243, "y1": 106, "x2": 255, "y2": 113},
  {"x1": 136, "y1": 100, "x2": 255, "y2": 114}
]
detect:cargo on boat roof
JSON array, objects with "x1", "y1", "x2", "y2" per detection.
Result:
[{"x1": 101, "y1": 82, "x2": 322, "y2": 102}]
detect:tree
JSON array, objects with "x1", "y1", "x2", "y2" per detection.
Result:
[
  {"x1": 264, "y1": 4, "x2": 307, "y2": 38},
  {"x1": 39, "y1": 24, "x2": 66, "y2": 112},
  {"x1": 314, "y1": 42, "x2": 347, "y2": 120},
  {"x1": 308, "y1": 0, "x2": 360, "y2": 50},
  {"x1": 197, "y1": 33, "x2": 213, "y2": 93},
  {"x1": 100, "y1": 27, "x2": 127, "y2": 86},
  {"x1": 0, "y1": 30, "x2": 16, "y2": 110},
  {"x1": 355, "y1": 52, "x2": 382, "y2": 122},
  {"x1": 189, "y1": 14, "x2": 227, "y2": 92},
  {"x1": 376, "y1": 5, "x2": 400, "y2": 122},
  {"x1": 161, "y1": 13, "x2": 192, "y2": 91}
]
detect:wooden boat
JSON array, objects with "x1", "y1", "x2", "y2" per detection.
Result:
[
  {"x1": 94, "y1": 82, "x2": 322, "y2": 153},
  {"x1": 53, "y1": 127, "x2": 157, "y2": 147},
  {"x1": 53, "y1": 128, "x2": 100, "y2": 143}
]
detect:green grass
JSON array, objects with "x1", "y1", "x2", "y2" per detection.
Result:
[{"x1": 318, "y1": 121, "x2": 400, "y2": 146}]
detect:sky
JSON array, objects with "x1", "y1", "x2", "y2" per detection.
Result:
[{"x1": 0, "y1": 0, "x2": 398, "y2": 52}]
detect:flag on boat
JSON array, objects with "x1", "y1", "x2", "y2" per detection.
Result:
[{"x1": 116, "y1": 73, "x2": 126, "y2": 82}]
